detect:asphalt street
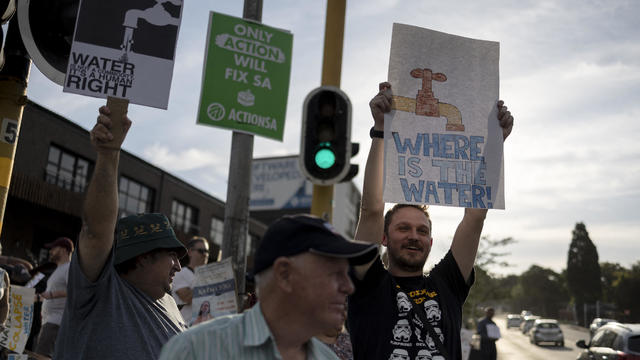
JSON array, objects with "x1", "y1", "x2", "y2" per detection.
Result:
[{"x1": 494, "y1": 314, "x2": 590, "y2": 360}]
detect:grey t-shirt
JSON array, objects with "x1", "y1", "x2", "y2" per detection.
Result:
[{"x1": 54, "y1": 249, "x2": 186, "y2": 360}]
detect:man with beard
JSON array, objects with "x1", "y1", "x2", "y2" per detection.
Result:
[
  {"x1": 347, "y1": 83, "x2": 513, "y2": 360},
  {"x1": 54, "y1": 106, "x2": 187, "y2": 360},
  {"x1": 34, "y1": 237, "x2": 74, "y2": 357}
]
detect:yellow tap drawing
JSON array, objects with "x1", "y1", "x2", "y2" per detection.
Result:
[{"x1": 391, "y1": 68, "x2": 464, "y2": 131}]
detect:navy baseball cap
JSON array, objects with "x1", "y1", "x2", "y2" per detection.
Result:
[{"x1": 253, "y1": 214, "x2": 378, "y2": 274}]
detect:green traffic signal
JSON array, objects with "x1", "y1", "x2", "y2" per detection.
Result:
[{"x1": 315, "y1": 143, "x2": 335, "y2": 169}]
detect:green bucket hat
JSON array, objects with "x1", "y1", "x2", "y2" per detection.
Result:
[{"x1": 114, "y1": 213, "x2": 187, "y2": 265}]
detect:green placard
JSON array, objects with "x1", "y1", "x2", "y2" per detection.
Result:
[{"x1": 196, "y1": 12, "x2": 293, "y2": 141}]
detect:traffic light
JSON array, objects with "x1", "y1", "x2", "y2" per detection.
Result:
[
  {"x1": 300, "y1": 86, "x2": 353, "y2": 185},
  {"x1": 16, "y1": 0, "x2": 79, "y2": 85}
]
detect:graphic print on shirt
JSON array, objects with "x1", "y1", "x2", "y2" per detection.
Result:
[
  {"x1": 423, "y1": 300, "x2": 441, "y2": 323},
  {"x1": 392, "y1": 319, "x2": 413, "y2": 342},
  {"x1": 397, "y1": 292, "x2": 413, "y2": 312},
  {"x1": 388, "y1": 348, "x2": 410, "y2": 360},
  {"x1": 387, "y1": 283, "x2": 445, "y2": 360}
]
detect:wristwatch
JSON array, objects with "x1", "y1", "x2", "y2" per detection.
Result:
[{"x1": 369, "y1": 127, "x2": 384, "y2": 139}]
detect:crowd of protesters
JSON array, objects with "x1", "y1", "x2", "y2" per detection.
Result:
[{"x1": 0, "y1": 82, "x2": 512, "y2": 359}]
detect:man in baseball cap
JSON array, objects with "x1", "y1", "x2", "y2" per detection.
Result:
[
  {"x1": 160, "y1": 214, "x2": 378, "y2": 360},
  {"x1": 55, "y1": 106, "x2": 187, "y2": 360},
  {"x1": 33, "y1": 237, "x2": 74, "y2": 357}
]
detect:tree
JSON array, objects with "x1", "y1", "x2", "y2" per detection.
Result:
[
  {"x1": 462, "y1": 236, "x2": 516, "y2": 326},
  {"x1": 509, "y1": 265, "x2": 569, "y2": 318},
  {"x1": 567, "y1": 222, "x2": 602, "y2": 326},
  {"x1": 611, "y1": 261, "x2": 640, "y2": 322},
  {"x1": 600, "y1": 262, "x2": 625, "y2": 304}
]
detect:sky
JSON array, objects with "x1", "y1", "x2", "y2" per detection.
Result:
[{"x1": 20, "y1": 0, "x2": 640, "y2": 276}]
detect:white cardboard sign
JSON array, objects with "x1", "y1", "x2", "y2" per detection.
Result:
[
  {"x1": 384, "y1": 24, "x2": 504, "y2": 209},
  {"x1": 64, "y1": 0, "x2": 183, "y2": 109}
]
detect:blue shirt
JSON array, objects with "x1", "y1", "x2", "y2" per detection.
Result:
[{"x1": 159, "y1": 302, "x2": 339, "y2": 359}]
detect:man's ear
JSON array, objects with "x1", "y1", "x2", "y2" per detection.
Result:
[
  {"x1": 272, "y1": 257, "x2": 294, "y2": 293},
  {"x1": 382, "y1": 233, "x2": 389, "y2": 247}
]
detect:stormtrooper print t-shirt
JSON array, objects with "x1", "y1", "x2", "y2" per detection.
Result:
[{"x1": 348, "y1": 250, "x2": 474, "y2": 360}]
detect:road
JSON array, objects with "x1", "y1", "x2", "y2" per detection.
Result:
[{"x1": 494, "y1": 315, "x2": 590, "y2": 360}]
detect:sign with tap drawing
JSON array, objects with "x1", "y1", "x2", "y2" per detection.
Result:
[
  {"x1": 383, "y1": 24, "x2": 505, "y2": 209},
  {"x1": 196, "y1": 12, "x2": 293, "y2": 141},
  {"x1": 63, "y1": 0, "x2": 183, "y2": 109}
]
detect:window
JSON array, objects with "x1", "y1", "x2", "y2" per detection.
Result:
[
  {"x1": 171, "y1": 200, "x2": 199, "y2": 234},
  {"x1": 210, "y1": 217, "x2": 224, "y2": 246},
  {"x1": 118, "y1": 176, "x2": 154, "y2": 217},
  {"x1": 45, "y1": 145, "x2": 91, "y2": 192}
]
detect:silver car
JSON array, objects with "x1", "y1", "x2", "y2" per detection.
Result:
[
  {"x1": 576, "y1": 322, "x2": 640, "y2": 360},
  {"x1": 520, "y1": 315, "x2": 541, "y2": 334},
  {"x1": 529, "y1": 319, "x2": 564, "y2": 347},
  {"x1": 589, "y1": 318, "x2": 617, "y2": 339},
  {"x1": 506, "y1": 314, "x2": 522, "y2": 328}
]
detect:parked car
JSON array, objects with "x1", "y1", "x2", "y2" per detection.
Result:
[
  {"x1": 529, "y1": 319, "x2": 564, "y2": 346},
  {"x1": 507, "y1": 314, "x2": 522, "y2": 328},
  {"x1": 521, "y1": 315, "x2": 541, "y2": 334},
  {"x1": 590, "y1": 318, "x2": 617, "y2": 339},
  {"x1": 576, "y1": 323, "x2": 640, "y2": 360}
]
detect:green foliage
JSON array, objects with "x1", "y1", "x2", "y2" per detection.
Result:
[
  {"x1": 567, "y1": 222, "x2": 602, "y2": 325},
  {"x1": 509, "y1": 265, "x2": 569, "y2": 318},
  {"x1": 462, "y1": 236, "x2": 516, "y2": 326},
  {"x1": 611, "y1": 261, "x2": 640, "y2": 322}
]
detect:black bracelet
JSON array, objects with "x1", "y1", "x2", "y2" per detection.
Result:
[{"x1": 369, "y1": 127, "x2": 384, "y2": 139}]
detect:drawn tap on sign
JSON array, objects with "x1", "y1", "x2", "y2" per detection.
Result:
[
  {"x1": 411, "y1": 68, "x2": 446, "y2": 117},
  {"x1": 119, "y1": 0, "x2": 182, "y2": 61},
  {"x1": 391, "y1": 68, "x2": 465, "y2": 132}
]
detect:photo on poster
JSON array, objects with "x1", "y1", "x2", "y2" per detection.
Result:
[{"x1": 64, "y1": 0, "x2": 183, "y2": 109}]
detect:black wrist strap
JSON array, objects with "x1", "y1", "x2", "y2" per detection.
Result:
[{"x1": 369, "y1": 127, "x2": 384, "y2": 139}]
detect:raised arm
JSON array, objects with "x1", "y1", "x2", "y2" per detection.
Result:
[
  {"x1": 352, "y1": 83, "x2": 392, "y2": 278},
  {"x1": 78, "y1": 106, "x2": 131, "y2": 282},
  {"x1": 451, "y1": 101, "x2": 514, "y2": 281}
]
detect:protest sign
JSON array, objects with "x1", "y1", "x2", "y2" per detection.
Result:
[
  {"x1": 190, "y1": 257, "x2": 238, "y2": 326},
  {"x1": 63, "y1": 0, "x2": 183, "y2": 109},
  {"x1": 196, "y1": 12, "x2": 293, "y2": 141},
  {"x1": 0, "y1": 286, "x2": 35, "y2": 354},
  {"x1": 383, "y1": 24, "x2": 504, "y2": 209}
]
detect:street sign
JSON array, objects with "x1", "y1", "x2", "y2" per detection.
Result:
[
  {"x1": 63, "y1": 0, "x2": 183, "y2": 109},
  {"x1": 196, "y1": 12, "x2": 293, "y2": 141},
  {"x1": 250, "y1": 156, "x2": 312, "y2": 210}
]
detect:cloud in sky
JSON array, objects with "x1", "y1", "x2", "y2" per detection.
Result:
[{"x1": 21, "y1": 0, "x2": 640, "y2": 275}]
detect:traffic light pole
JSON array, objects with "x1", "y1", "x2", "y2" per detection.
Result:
[
  {"x1": 311, "y1": 0, "x2": 346, "y2": 221},
  {"x1": 0, "y1": 19, "x2": 31, "y2": 237},
  {"x1": 221, "y1": 0, "x2": 261, "y2": 312}
]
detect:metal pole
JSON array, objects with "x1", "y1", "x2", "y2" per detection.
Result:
[
  {"x1": 221, "y1": 0, "x2": 262, "y2": 312},
  {"x1": 0, "y1": 18, "x2": 31, "y2": 237},
  {"x1": 310, "y1": 0, "x2": 346, "y2": 221}
]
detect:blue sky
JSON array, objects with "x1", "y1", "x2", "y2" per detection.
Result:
[{"x1": 22, "y1": 0, "x2": 640, "y2": 275}]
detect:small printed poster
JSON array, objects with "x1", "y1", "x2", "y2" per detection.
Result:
[
  {"x1": 383, "y1": 24, "x2": 505, "y2": 209},
  {"x1": 190, "y1": 257, "x2": 238, "y2": 326},
  {"x1": 0, "y1": 286, "x2": 35, "y2": 354},
  {"x1": 196, "y1": 12, "x2": 293, "y2": 141},
  {"x1": 64, "y1": 0, "x2": 183, "y2": 109}
]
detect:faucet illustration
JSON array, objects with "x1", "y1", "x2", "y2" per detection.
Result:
[
  {"x1": 411, "y1": 68, "x2": 446, "y2": 117},
  {"x1": 120, "y1": 0, "x2": 182, "y2": 61},
  {"x1": 392, "y1": 68, "x2": 464, "y2": 132}
]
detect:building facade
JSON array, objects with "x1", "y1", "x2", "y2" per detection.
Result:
[{"x1": 2, "y1": 101, "x2": 266, "y2": 267}]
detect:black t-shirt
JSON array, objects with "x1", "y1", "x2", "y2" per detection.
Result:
[{"x1": 348, "y1": 250, "x2": 474, "y2": 360}]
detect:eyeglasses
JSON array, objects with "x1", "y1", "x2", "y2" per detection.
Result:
[{"x1": 193, "y1": 248, "x2": 208, "y2": 255}]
